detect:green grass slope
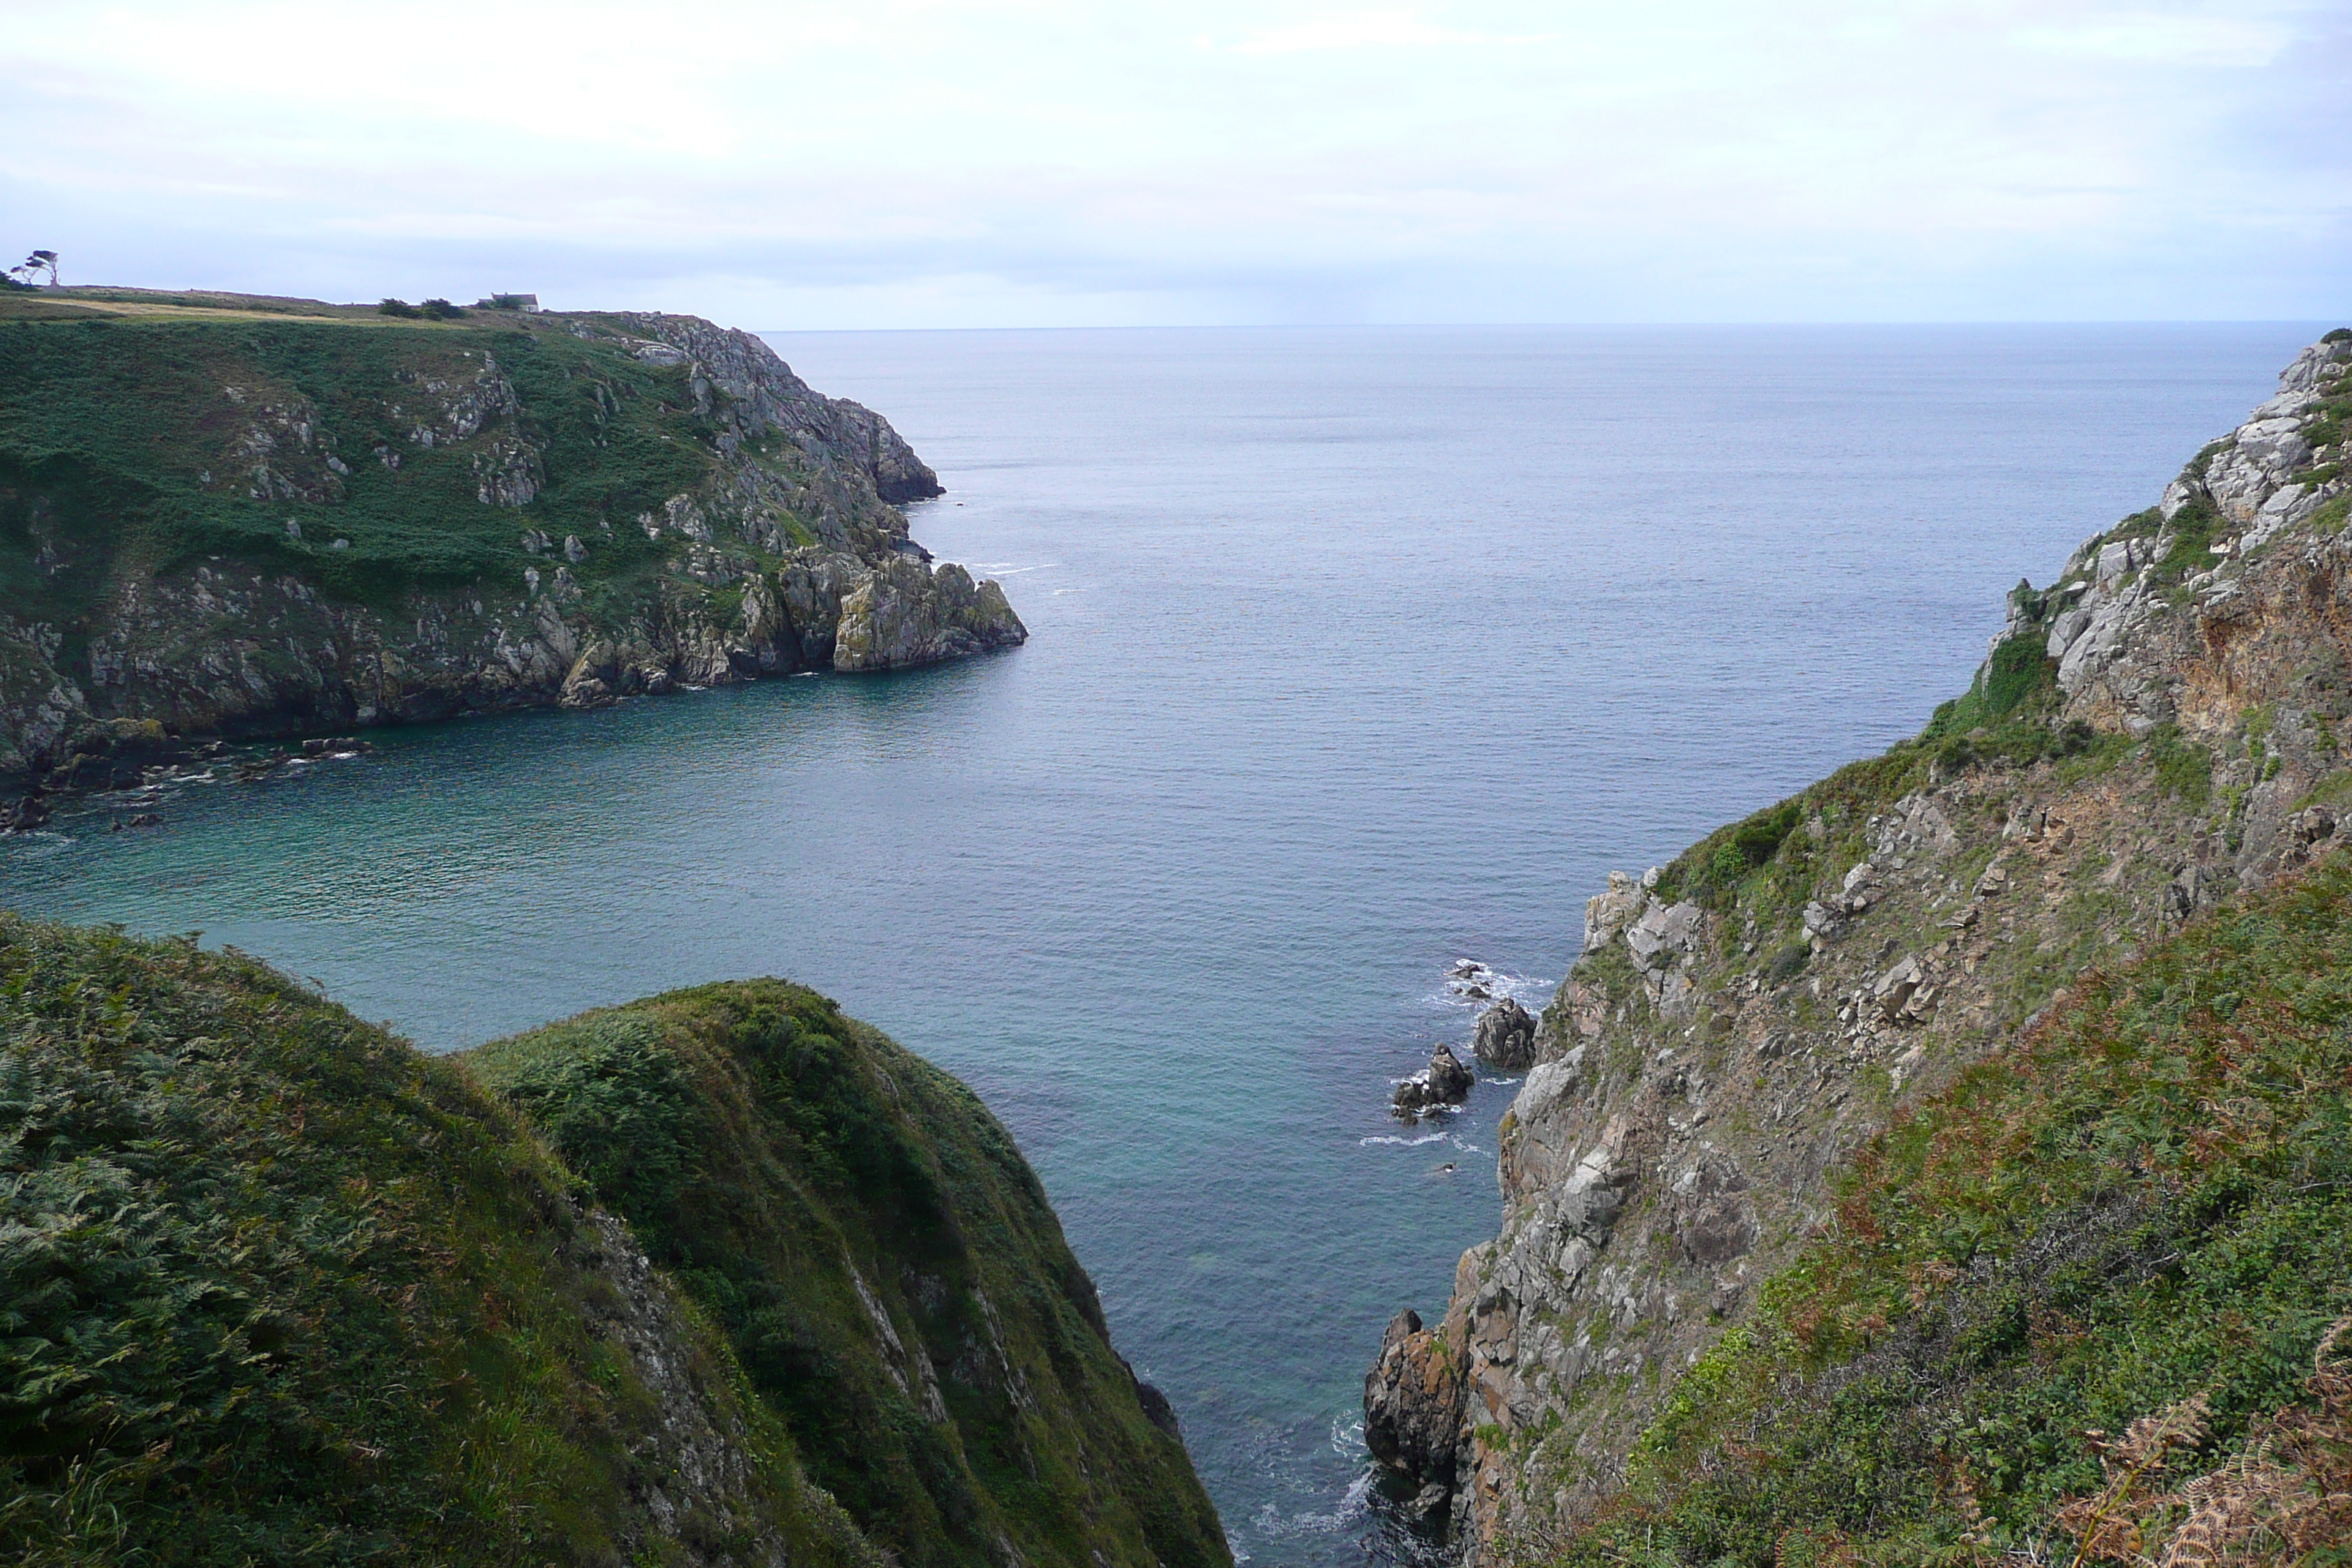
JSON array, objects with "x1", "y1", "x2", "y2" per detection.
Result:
[
  {"x1": 0, "y1": 312, "x2": 735, "y2": 625},
  {"x1": 462, "y1": 984, "x2": 1233, "y2": 1568},
  {"x1": 1548, "y1": 857, "x2": 2352, "y2": 1567},
  {"x1": 0, "y1": 915, "x2": 881, "y2": 1567}
]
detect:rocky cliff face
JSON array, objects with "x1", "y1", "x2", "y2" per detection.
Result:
[
  {"x1": 0, "y1": 293, "x2": 1024, "y2": 791},
  {"x1": 1365, "y1": 331, "x2": 2352, "y2": 1558}
]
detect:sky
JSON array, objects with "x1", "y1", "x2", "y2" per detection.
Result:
[{"x1": 4, "y1": 1, "x2": 2345, "y2": 328}]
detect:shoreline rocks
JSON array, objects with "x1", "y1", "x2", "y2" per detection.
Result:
[
  {"x1": 1364, "y1": 1306, "x2": 1468, "y2": 1522},
  {"x1": 1393, "y1": 1044, "x2": 1475, "y2": 1118},
  {"x1": 1360, "y1": 329, "x2": 2352, "y2": 1559},
  {"x1": 1471, "y1": 997, "x2": 1537, "y2": 1071}
]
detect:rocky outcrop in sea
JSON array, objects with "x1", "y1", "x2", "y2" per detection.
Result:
[
  {"x1": 1393, "y1": 1043, "x2": 1476, "y2": 1117},
  {"x1": 1469, "y1": 996, "x2": 1537, "y2": 1071}
]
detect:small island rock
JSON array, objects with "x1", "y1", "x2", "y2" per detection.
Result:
[{"x1": 1471, "y1": 997, "x2": 1537, "y2": 1071}]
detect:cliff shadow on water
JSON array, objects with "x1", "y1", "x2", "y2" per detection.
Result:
[{"x1": 1368, "y1": 334, "x2": 2352, "y2": 1567}]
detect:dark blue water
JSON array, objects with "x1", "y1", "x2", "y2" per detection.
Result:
[{"x1": 0, "y1": 324, "x2": 2320, "y2": 1565}]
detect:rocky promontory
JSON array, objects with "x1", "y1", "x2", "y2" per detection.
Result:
[
  {"x1": 1367, "y1": 331, "x2": 2352, "y2": 1563},
  {"x1": 0, "y1": 288, "x2": 1025, "y2": 799}
]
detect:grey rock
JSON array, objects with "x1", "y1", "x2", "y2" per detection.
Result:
[
  {"x1": 832, "y1": 557, "x2": 1028, "y2": 672},
  {"x1": 1472, "y1": 998, "x2": 1538, "y2": 1071},
  {"x1": 1393, "y1": 1044, "x2": 1475, "y2": 1117},
  {"x1": 1624, "y1": 900, "x2": 1701, "y2": 971},
  {"x1": 1583, "y1": 870, "x2": 1646, "y2": 951},
  {"x1": 1362, "y1": 1308, "x2": 1465, "y2": 1490}
]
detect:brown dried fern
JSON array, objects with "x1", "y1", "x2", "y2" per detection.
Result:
[{"x1": 2043, "y1": 1316, "x2": 2352, "y2": 1568}]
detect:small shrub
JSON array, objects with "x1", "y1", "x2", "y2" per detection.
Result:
[
  {"x1": 1925, "y1": 632, "x2": 2059, "y2": 743},
  {"x1": 377, "y1": 297, "x2": 421, "y2": 317},
  {"x1": 2148, "y1": 723, "x2": 2215, "y2": 810},
  {"x1": 2150, "y1": 495, "x2": 2221, "y2": 584},
  {"x1": 418, "y1": 298, "x2": 465, "y2": 320}
]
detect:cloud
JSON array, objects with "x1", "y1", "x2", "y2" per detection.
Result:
[
  {"x1": 1218, "y1": 7, "x2": 1552, "y2": 55},
  {"x1": 0, "y1": 0, "x2": 2343, "y2": 326},
  {"x1": 2011, "y1": 12, "x2": 2294, "y2": 67}
]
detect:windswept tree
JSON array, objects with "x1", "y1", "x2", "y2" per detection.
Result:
[{"x1": 10, "y1": 249, "x2": 58, "y2": 287}]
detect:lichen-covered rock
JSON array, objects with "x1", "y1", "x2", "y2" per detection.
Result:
[
  {"x1": 833, "y1": 557, "x2": 1028, "y2": 672},
  {"x1": 1364, "y1": 1308, "x2": 1467, "y2": 1491}
]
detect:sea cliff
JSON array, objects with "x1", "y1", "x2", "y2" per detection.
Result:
[
  {"x1": 0, "y1": 288, "x2": 1025, "y2": 801},
  {"x1": 1367, "y1": 331, "x2": 2352, "y2": 1564},
  {"x1": 0, "y1": 919, "x2": 1225, "y2": 1567}
]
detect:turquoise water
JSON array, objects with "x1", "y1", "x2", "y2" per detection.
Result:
[{"x1": 0, "y1": 323, "x2": 2320, "y2": 1564}]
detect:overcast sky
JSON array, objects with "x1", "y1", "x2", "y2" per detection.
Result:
[{"x1": 6, "y1": 1, "x2": 2345, "y2": 328}]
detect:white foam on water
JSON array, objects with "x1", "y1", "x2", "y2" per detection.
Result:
[
  {"x1": 1259, "y1": 1469, "x2": 1375, "y2": 1536},
  {"x1": 0, "y1": 829, "x2": 78, "y2": 861},
  {"x1": 1422, "y1": 965, "x2": 1554, "y2": 1015},
  {"x1": 1357, "y1": 1131, "x2": 1450, "y2": 1147}
]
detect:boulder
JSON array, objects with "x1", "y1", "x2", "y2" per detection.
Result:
[
  {"x1": 1624, "y1": 900, "x2": 1702, "y2": 971},
  {"x1": 1, "y1": 789, "x2": 50, "y2": 832},
  {"x1": 1393, "y1": 1044, "x2": 1475, "y2": 1117},
  {"x1": 832, "y1": 558, "x2": 1028, "y2": 672},
  {"x1": 1428, "y1": 1044, "x2": 1474, "y2": 1101},
  {"x1": 1873, "y1": 954, "x2": 1925, "y2": 1022},
  {"x1": 1583, "y1": 871, "x2": 1646, "y2": 951},
  {"x1": 1362, "y1": 1308, "x2": 1466, "y2": 1491},
  {"x1": 1471, "y1": 998, "x2": 1537, "y2": 1071}
]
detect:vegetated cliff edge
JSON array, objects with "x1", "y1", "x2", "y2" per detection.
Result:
[
  {"x1": 0, "y1": 919, "x2": 1226, "y2": 1568},
  {"x1": 0, "y1": 287, "x2": 1026, "y2": 796},
  {"x1": 1366, "y1": 331, "x2": 2352, "y2": 1565}
]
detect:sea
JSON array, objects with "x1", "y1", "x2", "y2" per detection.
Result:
[{"x1": 0, "y1": 323, "x2": 2322, "y2": 1565}]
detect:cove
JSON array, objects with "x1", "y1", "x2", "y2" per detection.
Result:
[{"x1": 0, "y1": 322, "x2": 2318, "y2": 1566}]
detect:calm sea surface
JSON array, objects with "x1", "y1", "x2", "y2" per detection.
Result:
[{"x1": 0, "y1": 324, "x2": 2321, "y2": 1564}]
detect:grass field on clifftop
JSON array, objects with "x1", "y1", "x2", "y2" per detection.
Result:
[{"x1": 0, "y1": 310, "x2": 728, "y2": 617}]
